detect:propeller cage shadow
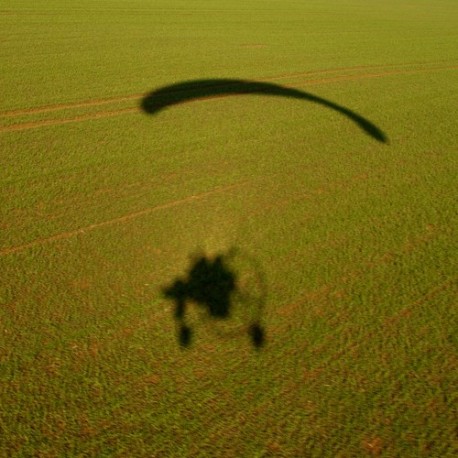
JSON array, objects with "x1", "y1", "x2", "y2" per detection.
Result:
[{"x1": 163, "y1": 250, "x2": 266, "y2": 349}]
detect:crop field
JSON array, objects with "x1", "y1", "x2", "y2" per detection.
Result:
[{"x1": 1, "y1": 0, "x2": 457, "y2": 456}]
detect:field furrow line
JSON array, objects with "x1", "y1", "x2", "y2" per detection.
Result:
[
  {"x1": 293, "y1": 64, "x2": 458, "y2": 87},
  {"x1": 0, "y1": 181, "x2": 246, "y2": 257},
  {"x1": 0, "y1": 94, "x2": 143, "y2": 118},
  {"x1": 0, "y1": 60, "x2": 455, "y2": 124},
  {"x1": 0, "y1": 107, "x2": 138, "y2": 133},
  {"x1": 262, "y1": 59, "x2": 458, "y2": 82},
  {"x1": 2, "y1": 63, "x2": 456, "y2": 133}
]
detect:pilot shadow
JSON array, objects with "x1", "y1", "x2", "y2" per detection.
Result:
[{"x1": 163, "y1": 250, "x2": 266, "y2": 349}]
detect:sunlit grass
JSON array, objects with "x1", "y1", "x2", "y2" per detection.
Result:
[{"x1": 1, "y1": 0, "x2": 457, "y2": 456}]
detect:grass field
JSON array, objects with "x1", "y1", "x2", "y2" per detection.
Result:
[{"x1": 1, "y1": 0, "x2": 457, "y2": 456}]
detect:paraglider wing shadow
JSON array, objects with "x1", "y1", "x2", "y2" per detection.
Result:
[{"x1": 141, "y1": 79, "x2": 388, "y2": 143}]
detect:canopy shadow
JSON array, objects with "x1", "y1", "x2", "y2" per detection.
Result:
[{"x1": 141, "y1": 78, "x2": 388, "y2": 143}]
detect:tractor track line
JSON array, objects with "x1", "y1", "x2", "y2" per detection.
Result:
[
  {"x1": 0, "y1": 95, "x2": 143, "y2": 118},
  {"x1": 0, "y1": 60, "x2": 455, "y2": 119},
  {"x1": 1, "y1": 64, "x2": 456, "y2": 134},
  {"x1": 260, "y1": 59, "x2": 458, "y2": 82},
  {"x1": 0, "y1": 107, "x2": 138, "y2": 132},
  {"x1": 0, "y1": 181, "x2": 246, "y2": 257}
]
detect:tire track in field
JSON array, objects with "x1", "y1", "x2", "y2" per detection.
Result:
[
  {"x1": 261, "y1": 59, "x2": 457, "y2": 82},
  {"x1": 0, "y1": 95, "x2": 143, "y2": 118},
  {"x1": 1, "y1": 60, "x2": 454, "y2": 118},
  {"x1": 2, "y1": 64, "x2": 455, "y2": 252},
  {"x1": 0, "y1": 106, "x2": 146, "y2": 132},
  {"x1": 0, "y1": 107, "x2": 138, "y2": 132},
  {"x1": 0, "y1": 181, "x2": 246, "y2": 256},
  {"x1": 1, "y1": 62, "x2": 456, "y2": 133},
  {"x1": 0, "y1": 60, "x2": 443, "y2": 118},
  {"x1": 0, "y1": 137, "x2": 441, "y2": 255},
  {"x1": 0, "y1": 160, "x2": 386, "y2": 256}
]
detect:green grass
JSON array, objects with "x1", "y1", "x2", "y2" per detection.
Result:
[{"x1": 1, "y1": 0, "x2": 457, "y2": 456}]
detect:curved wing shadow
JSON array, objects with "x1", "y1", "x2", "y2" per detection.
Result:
[{"x1": 141, "y1": 79, "x2": 387, "y2": 143}]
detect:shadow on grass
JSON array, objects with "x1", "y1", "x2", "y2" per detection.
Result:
[
  {"x1": 141, "y1": 78, "x2": 388, "y2": 143},
  {"x1": 152, "y1": 79, "x2": 387, "y2": 347},
  {"x1": 163, "y1": 248, "x2": 266, "y2": 349}
]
